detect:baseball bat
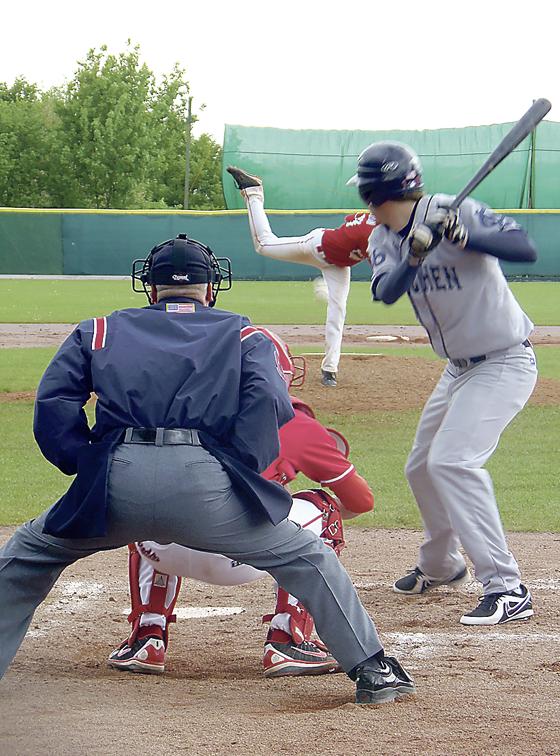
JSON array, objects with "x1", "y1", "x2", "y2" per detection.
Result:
[{"x1": 450, "y1": 98, "x2": 551, "y2": 209}]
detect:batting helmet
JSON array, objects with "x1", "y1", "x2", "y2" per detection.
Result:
[
  {"x1": 255, "y1": 327, "x2": 306, "y2": 388},
  {"x1": 347, "y1": 141, "x2": 424, "y2": 207},
  {"x1": 132, "y1": 234, "x2": 232, "y2": 306}
]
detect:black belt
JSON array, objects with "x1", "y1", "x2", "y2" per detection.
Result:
[
  {"x1": 450, "y1": 339, "x2": 532, "y2": 369},
  {"x1": 123, "y1": 428, "x2": 201, "y2": 446}
]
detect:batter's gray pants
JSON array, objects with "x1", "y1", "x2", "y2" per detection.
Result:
[
  {"x1": 405, "y1": 343, "x2": 538, "y2": 594},
  {"x1": 0, "y1": 443, "x2": 382, "y2": 679}
]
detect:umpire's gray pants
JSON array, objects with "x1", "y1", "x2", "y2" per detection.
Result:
[{"x1": 0, "y1": 443, "x2": 382, "y2": 678}]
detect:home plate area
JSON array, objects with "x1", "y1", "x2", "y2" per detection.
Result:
[{"x1": 2, "y1": 527, "x2": 560, "y2": 754}]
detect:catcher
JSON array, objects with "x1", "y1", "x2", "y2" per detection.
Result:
[
  {"x1": 227, "y1": 166, "x2": 377, "y2": 387},
  {"x1": 108, "y1": 329, "x2": 375, "y2": 677}
]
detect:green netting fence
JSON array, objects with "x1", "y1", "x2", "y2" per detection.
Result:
[
  {"x1": 0, "y1": 209, "x2": 558, "y2": 280},
  {"x1": 222, "y1": 121, "x2": 560, "y2": 210}
]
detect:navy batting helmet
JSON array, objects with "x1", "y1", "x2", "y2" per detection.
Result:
[
  {"x1": 347, "y1": 141, "x2": 424, "y2": 207},
  {"x1": 132, "y1": 234, "x2": 232, "y2": 306}
]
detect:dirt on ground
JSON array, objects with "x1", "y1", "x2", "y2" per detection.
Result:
[
  {"x1": 3, "y1": 353, "x2": 560, "y2": 411},
  {"x1": 1, "y1": 528, "x2": 559, "y2": 756},
  {"x1": 2, "y1": 323, "x2": 560, "y2": 348},
  {"x1": 1, "y1": 326, "x2": 559, "y2": 754}
]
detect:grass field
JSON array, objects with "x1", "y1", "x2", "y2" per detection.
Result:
[
  {"x1": 1, "y1": 345, "x2": 559, "y2": 531},
  {"x1": 0, "y1": 279, "x2": 559, "y2": 324},
  {"x1": 1, "y1": 278, "x2": 558, "y2": 530}
]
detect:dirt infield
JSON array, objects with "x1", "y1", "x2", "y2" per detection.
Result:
[
  {"x1": 2, "y1": 323, "x2": 560, "y2": 348},
  {"x1": 3, "y1": 353, "x2": 560, "y2": 411},
  {"x1": 1, "y1": 528, "x2": 559, "y2": 755}
]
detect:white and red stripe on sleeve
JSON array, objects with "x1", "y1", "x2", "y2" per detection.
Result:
[
  {"x1": 92, "y1": 317, "x2": 107, "y2": 350},
  {"x1": 240, "y1": 325, "x2": 261, "y2": 343}
]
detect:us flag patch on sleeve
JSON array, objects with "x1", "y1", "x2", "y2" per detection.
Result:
[{"x1": 166, "y1": 303, "x2": 196, "y2": 313}]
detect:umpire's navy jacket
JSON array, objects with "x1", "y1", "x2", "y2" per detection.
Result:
[{"x1": 34, "y1": 298, "x2": 294, "y2": 538}]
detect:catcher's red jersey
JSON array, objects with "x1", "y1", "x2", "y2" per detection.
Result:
[
  {"x1": 319, "y1": 212, "x2": 377, "y2": 268},
  {"x1": 262, "y1": 399, "x2": 355, "y2": 487}
]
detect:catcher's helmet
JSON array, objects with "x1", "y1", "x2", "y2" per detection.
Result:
[
  {"x1": 254, "y1": 327, "x2": 306, "y2": 388},
  {"x1": 132, "y1": 234, "x2": 232, "y2": 306},
  {"x1": 347, "y1": 141, "x2": 424, "y2": 207}
]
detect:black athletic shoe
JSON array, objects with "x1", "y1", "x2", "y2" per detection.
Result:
[
  {"x1": 355, "y1": 656, "x2": 416, "y2": 705},
  {"x1": 393, "y1": 566, "x2": 470, "y2": 594},
  {"x1": 226, "y1": 165, "x2": 262, "y2": 190},
  {"x1": 321, "y1": 370, "x2": 337, "y2": 387},
  {"x1": 460, "y1": 584, "x2": 534, "y2": 625},
  {"x1": 263, "y1": 640, "x2": 340, "y2": 677}
]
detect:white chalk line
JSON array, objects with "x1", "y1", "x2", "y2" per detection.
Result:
[
  {"x1": 27, "y1": 580, "x2": 105, "y2": 638},
  {"x1": 386, "y1": 630, "x2": 560, "y2": 666},
  {"x1": 26, "y1": 579, "x2": 247, "y2": 638},
  {"x1": 355, "y1": 577, "x2": 560, "y2": 593},
  {"x1": 120, "y1": 606, "x2": 245, "y2": 619}
]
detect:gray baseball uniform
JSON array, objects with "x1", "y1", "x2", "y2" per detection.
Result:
[{"x1": 369, "y1": 195, "x2": 538, "y2": 594}]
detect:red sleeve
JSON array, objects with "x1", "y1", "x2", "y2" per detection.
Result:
[
  {"x1": 320, "y1": 212, "x2": 377, "y2": 267},
  {"x1": 276, "y1": 410, "x2": 356, "y2": 485},
  {"x1": 330, "y1": 473, "x2": 374, "y2": 514}
]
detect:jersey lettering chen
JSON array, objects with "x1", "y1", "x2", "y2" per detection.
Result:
[{"x1": 369, "y1": 194, "x2": 533, "y2": 359}]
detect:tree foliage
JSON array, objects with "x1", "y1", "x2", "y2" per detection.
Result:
[
  {"x1": 0, "y1": 44, "x2": 224, "y2": 209},
  {"x1": 0, "y1": 79, "x2": 59, "y2": 207}
]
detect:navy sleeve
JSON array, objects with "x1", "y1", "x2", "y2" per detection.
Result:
[
  {"x1": 231, "y1": 334, "x2": 294, "y2": 473},
  {"x1": 462, "y1": 203, "x2": 537, "y2": 262},
  {"x1": 33, "y1": 325, "x2": 93, "y2": 475},
  {"x1": 465, "y1": 228, "x2": 537, "y2": 262},
  {"x1": 373, "y1": 258, "x2": 419, "y2": 304}
]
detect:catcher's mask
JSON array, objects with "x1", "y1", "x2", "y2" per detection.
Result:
[
  {"x1": 254, "y1": 327, "x2": 306, "y2": 388},
  {"x1": 132, "y1": 234, "x2": 232, "y2": 306}
]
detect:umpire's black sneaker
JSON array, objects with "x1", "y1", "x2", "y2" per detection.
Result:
[
  {"x1": 321, "y1": 370, "x2": 337, "y2": 387},
  {"x1": 460, "y1": 584, "x2": 533, "y2": 625},
  {"x1": 226, "y1": 165, "x2": 262, "y2": 190},
  {"x1": 393, "y1": 565, "x2": 470, "y2": 594},
  {"x1": 354, "y1": 656, "x2": 415, "y2": 705}
]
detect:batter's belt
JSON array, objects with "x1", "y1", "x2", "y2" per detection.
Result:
[{"x1": 450, "y1": 339, "x2": 532, "y2": 369}]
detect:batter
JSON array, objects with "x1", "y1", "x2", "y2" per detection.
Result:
[{"x1": 348, "y1": 141, "x2": 538, "y2": 625}]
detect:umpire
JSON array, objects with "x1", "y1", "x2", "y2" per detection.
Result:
[{"x1": 0, "y1": 235, "x2": 414, "y2": 704}]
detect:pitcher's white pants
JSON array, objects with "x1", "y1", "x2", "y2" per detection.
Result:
[
  {"x1": 244, "y1": 186, "x2": 350, "y2": 373},
  {"x1": 405, "y1": 343, "x2": 537, "y2": 594}
]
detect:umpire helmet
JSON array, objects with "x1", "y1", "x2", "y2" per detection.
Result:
[
  {"x1": 132, "y1": 234, "x2": 232, "y2": 306},
  {"x1": 255, "y1": 327, "x2": 306, "y2": 388},
  {"x1": 347, "y1": 141, "x2": 424, "y2": 207}
]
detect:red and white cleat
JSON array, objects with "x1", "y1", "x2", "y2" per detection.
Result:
[
  {"x1": 108, "y1": 635, "x2": 166, "y2": 675},
  {"x1": 263, "y1": 640, "x2": 341, "y2": 678}
]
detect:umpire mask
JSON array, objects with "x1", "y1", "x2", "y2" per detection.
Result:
[{"x1": 132, "y1": 234, "x2": 232, "y2": 306}]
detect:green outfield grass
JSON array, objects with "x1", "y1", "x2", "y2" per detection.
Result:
[
  {"x1": 1, "y1": 345, "x2": 559, "y2": 530},
  {"x1": 0, "y1": 279, "x2": 558, "y2": 324},
  {"x1": 1, "y1": 399, "x2": 558, "y2": 531}
]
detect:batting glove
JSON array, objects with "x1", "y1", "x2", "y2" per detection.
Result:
[
  {"x1": 408, "y1": 222, "x2": 443, "y2": 260},
  {"x1": 442, "y1": 209, "x2": 469, "y2": 248}
]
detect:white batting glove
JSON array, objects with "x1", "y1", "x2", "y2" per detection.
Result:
[
  {"x1": 442, "y1": 209, "x2": 469, "y2": 248},
  {"x1": 408, "y1": 222, "x2": 443, "y2": 260}
]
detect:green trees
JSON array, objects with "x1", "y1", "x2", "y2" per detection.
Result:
[
  {"x1": 0, "y1": 79, "x2": 58, "y2": 207},
  {"x1": 0, "y1": 44, "x2": 224, "y2": 209}
]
